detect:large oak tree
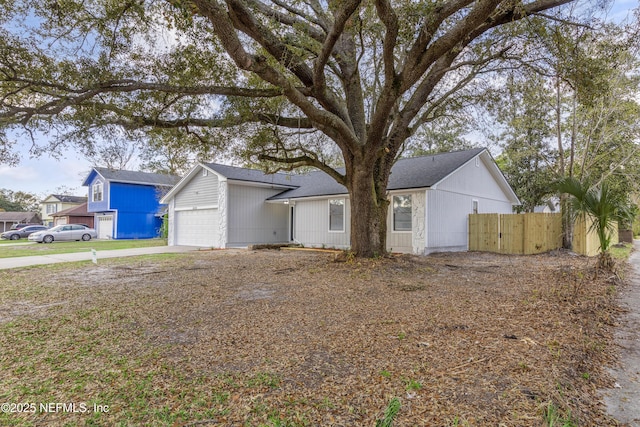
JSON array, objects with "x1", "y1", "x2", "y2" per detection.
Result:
[{"x1": 1, "y1": 0, "x2": 577, "y2": 256}]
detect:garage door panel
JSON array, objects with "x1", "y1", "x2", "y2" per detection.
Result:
[
  {"x1": 97, "y1": 216, "x2": 113, "y2": 239},
  {"x1": 175, "y1": 209, "x2": 219, "y2": 247}
]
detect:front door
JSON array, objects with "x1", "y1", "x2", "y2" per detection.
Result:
[{"x1": 290, "y1": 205, "x2": 295, "y2": 242}]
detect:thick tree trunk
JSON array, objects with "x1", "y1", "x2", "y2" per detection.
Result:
[{"x1": 348, "y1": 167, "x2": 389, "y2": 257}]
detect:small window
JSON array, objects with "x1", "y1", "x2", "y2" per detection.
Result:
[
  {"x1": 93, "y1": 182, "x2": 103, "y2": 202},
  {"x1": 202, "y1": 168, "x2": 208, "y2": 177},
  {"x1": 46, "y1": 203, "x2": 58, "y2": 214},
  {"x1": 393, "y1": 195, "x2": 412, "y2": 231},
  {"x1": 472, "y1": 200, "x2": 479, "y2": 214},
  {"x1": 328, "y1": 199, "x2": 345, "y2": 232}
]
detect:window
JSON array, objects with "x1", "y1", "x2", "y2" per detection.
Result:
[
  {"x1": 93, "y1": 182, "x2": 103, "y2": 202},
  {"x1": 472, "y1": 200, "x2": 479, "y2": 214},
  {"x1": 393, "y1": 195, "x2": 412, "y2": 231},
  {"x1": 202, "y1": 168, "x2": 208, "y2": 177},
  {"x1": 328, "y1": 199, "x2": 345, "y2": 232},
  {"x1": 46, "y1": 203, "x2": 58, "y2": 214}
]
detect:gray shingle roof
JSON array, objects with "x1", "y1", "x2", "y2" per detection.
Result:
[
  {"x1": 93, "y1": 168, "x2": 180, "y2": 187},
  {"x1": 204, "y1": 163, "x2": 300, "y2": 188},
  {"x1": 0, "y1": 212, "x2": 41, "y2": 222},
  {"x1": 268, "y1": 148, "x2": 485, "y2": 200}
]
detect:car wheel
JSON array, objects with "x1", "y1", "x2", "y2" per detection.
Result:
[
  {"x1": 10, "y1": 234, "x2": 19, "y2": 240},
  {"x1": 43, "y1": 235, "x2": 54, "y2": 244},
  {"x1": 81, "y1": 234, "x2": 91, "y2": 241}
]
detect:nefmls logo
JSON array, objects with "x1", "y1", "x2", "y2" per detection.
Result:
[{"x1": 39, "y1": 402, "x2": 88, "y2": 413}]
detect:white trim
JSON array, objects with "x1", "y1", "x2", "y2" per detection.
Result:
[
  {"x1": 218, "y1": 179, "x2": 228, "y2": 248},
  {"x1": 279, "y1": 187, "x2": 433, "y2": 203},
  {"x1": 427, "y1": 186, "x2": 518, "y2": 205},
  {"x1": 281, "y1": 193, "x2": 349, "y2": 203},
  {"x1": 162, "y1": 163, "x2": 296, "y2": 204},
  {"x1": 289, "y1": 205, "x2": 295, "y2": 242},
  {"x1": 327, "y1": 198, "x2": 345, "y2": 233},
  {"x1": 423, "y1": 189, "x2": 429, "y2": 252},
  {"x1": 161, "y1": 163, "x2": 222, "y2": 203},
  {"x1": 391, "y1": 194, "x2": 413, "y2": 233},
  {"x1": 92, "y1": 181, "x2": 104, "y2": 202},
  {"x1": 174, "y1": 205, "x2": 218, "y2": 212},
  {"x1": 96, "y1": 211, "x2": 116, "y2": 239},
  {"x1": 430, "y1": 150, "x2": 519, "y2": 204},
  {"x1": 387, "y1": 187, "x2": 430, "y2": 195},
  {"x1": 227, "y1": 179, "x2": 295, "y2": 190}
]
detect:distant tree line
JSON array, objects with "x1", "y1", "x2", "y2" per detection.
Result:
[{"x1": 0, "y1": 188, "x2": 39, "y2": 212}]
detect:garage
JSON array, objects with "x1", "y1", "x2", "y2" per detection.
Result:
[
  {"x1": 97, "y1": 215, "x2": 114, "y2": 239},
  {"x1": 175, "y1": 208, "x2": 219, "y2": 247}
]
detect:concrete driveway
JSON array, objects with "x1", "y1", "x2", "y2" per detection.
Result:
[
  {"x1": 603, "y1": 240, "x2": 640, "y2": 426},
  {"x1": 0, "y1": 245, "x2": 198, "y2": 270}
]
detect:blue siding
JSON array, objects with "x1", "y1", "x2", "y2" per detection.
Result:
[
  {"x1": 85, "y1": 172, "x2": 109, "y2": 212},
  {"x1": 110, "y1": 182, "x2": 164, "y2": 239}
]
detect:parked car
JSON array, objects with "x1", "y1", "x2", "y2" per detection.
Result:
[
  {"x1": 9, "y1": 223, "x2": 40, "y2": 231},
  {"x1": 28, "y1": 224, "x2": 98, "y2": 243},
  {"x1": 1, "y1": 225, "x2": 49, "y2": 240}
]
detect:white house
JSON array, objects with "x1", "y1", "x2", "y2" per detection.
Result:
[{"x1": 161, "y1": 148, "x2": 520, "y2": 254}]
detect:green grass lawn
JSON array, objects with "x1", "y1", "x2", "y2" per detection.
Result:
[
  {"x1": 0, "y1": 239, "x2": 167, "y2": 258},
  {"x1": 610, "y1": 242, "x2": 633, "y2": 260}
]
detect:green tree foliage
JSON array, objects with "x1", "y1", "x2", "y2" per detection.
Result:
[
  {"x1": 555, "y1": 177, "x2": 629, "y2": 269},
  {"x1": 0, "y1": 0, "x2": 585, "y2": 256},
  {"x1": 0, "y1": 188, "x2": 39, "y2": 211},
  {"x1": 483, "y1": 16, "x2": 640, "y2": 237},
  {"x1": 486, "y1": 74, "x2": 556, "y2": 212}
]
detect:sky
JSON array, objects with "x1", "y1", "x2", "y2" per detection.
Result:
[{"x1": 0, "y1": 0, "x2": 637, "y2": 198}]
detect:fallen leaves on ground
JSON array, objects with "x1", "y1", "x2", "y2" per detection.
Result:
[{"x1": 0, "y1": 249, "x2": 625, "y2": 426}]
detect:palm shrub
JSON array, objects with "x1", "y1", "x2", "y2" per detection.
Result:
[{"x1": 555, "y1": 177, "x2": 625, "y2": 270}]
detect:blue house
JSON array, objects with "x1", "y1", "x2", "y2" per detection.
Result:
[{"x1": 82, "y1": 168, "x2": 180, "y2": 239}]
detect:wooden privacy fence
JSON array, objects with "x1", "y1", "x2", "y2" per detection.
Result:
[
  {"x1": 572, "y1": 215, "x2": 618, "y2": 257},
  {"x1": 468, "y1": 213, "x2": 618, "y2": 256},
  {"x1": 469, "y1": 213, "x2": 562, "y2": 255}
]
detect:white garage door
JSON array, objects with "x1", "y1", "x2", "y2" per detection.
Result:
[
  {"x1": 175, "y1": 209, "x2": 219, "y2": 247},
  {"x1": 97, "y1": 215, "x2": 113, "y2": 239}
]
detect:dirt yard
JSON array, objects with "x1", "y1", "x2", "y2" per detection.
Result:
[{"x1": 0, "y1": 249, "x2": 624, "y2": 426}]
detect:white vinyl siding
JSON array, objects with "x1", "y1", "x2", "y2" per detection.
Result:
[
  {"x1": 294, "y1": 198, "x2": 351, "y2": 249},
  {"x1": 175, "y1": 170, "x2": 219, "y2": 209},
  {"x1": 435, "y1": 155, "x2": 513, "y2": 202},
  {"x1": 426, "y1": 190, "x2": 512, "y2": 253},
  {"x1": 175, "y1": 209, "x2": 219, "y2": 247},
  {"x1": 423, "y1": 155, "x2": 514, "y2": 253},
  {"x1": 227, "y1": 184, "x2": 288, "y2": 246}
]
